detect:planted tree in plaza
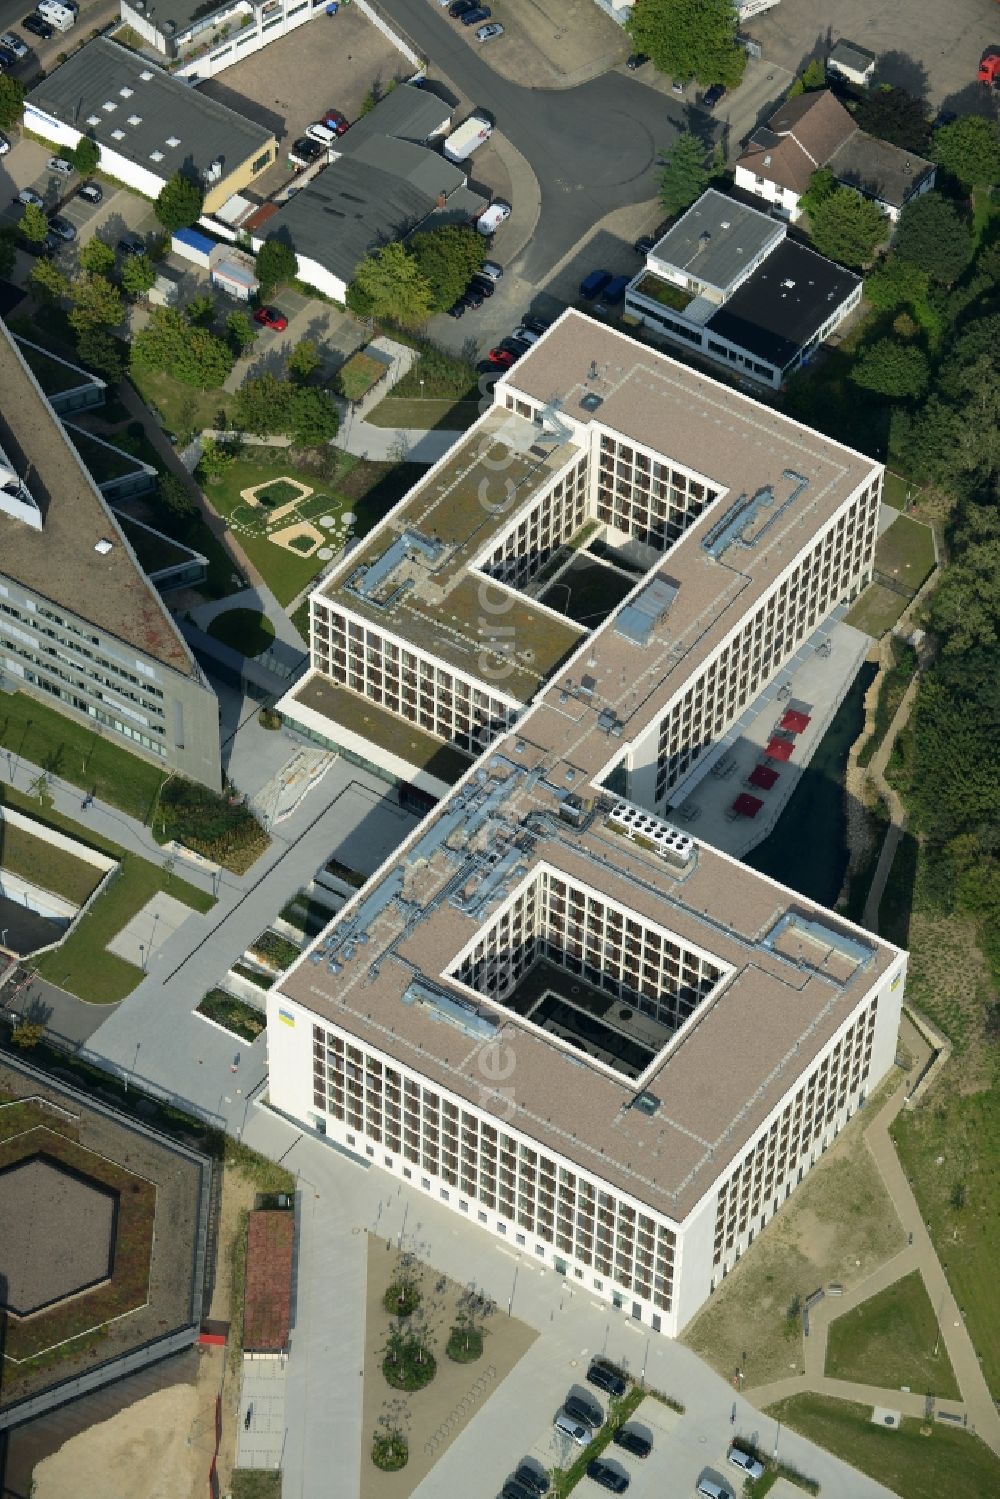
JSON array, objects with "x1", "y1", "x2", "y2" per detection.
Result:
[
  {"x1": 348, "y1": 242, "x2": 433, "y2": 327},
  {"x1": 19, "y1": 202, "x2": 48, "y2": 245},
  {"x1": 79, "y1": 238, "x2": 117, "y2": 276},
  {"x1": 408, "y1": 224, "x2": 485, "y2": 314},
  {"x1": 895, "y1": 193, "x2": 974, "y2": 283},
  {"x1": 121, "y1": 252, "x2": 157, "y2": 298},
  {"x1": 931, "y1": 115, "x2": 1000, "y2": 190},
  {"x1": 626, "y1": 0, "x2": 746, "y2": 88},
  {"x1": 851, "y1": 337, "x2": 930, "y2": 399},
  {"x1": 657, "y1": 130, "x2": 711, "y2": 216},
  {"x1": 255, "y1": 234, "x2": 297, "y2": 293},
  {"x1": 0, "y1": 75, "x2": 24, "y2": 131},
  {"x1": 808, "y1": 187, "x2": 887, "y2": 267},
  {"x1": 72, "y1": 135, "x2": 100, "y2": 176},
  {"x1": 155, "y1": 169, "x2": 204, "y2": 232}
]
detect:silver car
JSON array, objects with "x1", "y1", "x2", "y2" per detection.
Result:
[
  {"x1": 0, "y1": 30, "x2": 28, "y2": 57},
  {"x1": 727, "y1": 1446, "x2": 765, "y2": 1481}
]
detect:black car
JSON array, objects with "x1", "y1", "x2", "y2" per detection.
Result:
[
  {"x1": 634, "y1": 234, "x2": 655, "y2": 256},
  {"x1": 77, "y1": 181, "x2": 103, "y2": 205},
  {"x1": 587, "y1": 1357, "x2": 627, "y2": 1398},
  {"x1": 626, "y1": 52, "x2": 649, "y2": 70},
  {"x1": 461, "y1": 5, "x2": 491, "y2": 24},
  {"x1": 564, "y1": 1391, "x2": 603, "y2": 1429},
  {"x1": 22, "y1": 13, "x2": 54, "y2": 39},
  {"x1": 47, "y1": 213, "x2": 76, "y2": 242},
  {"x1": 117, "y1": 233, "x2": 145, "y2": 256},
  {"x1": 462, "y1": 284, "x2": 485, "y2": 309},
  {"x1": 469, "y1": 273, "x2": 495, "y2": 298},
  {"x1": 512, "y1": 1462, "x2": 550, "y2": 1496},
  {"x1": 448, "y1": 0, "x2": 476, "y2": 15},
  {"x1": 519, "y1": 315, "x2": 550, "y2": 335},
  {"x1": 500, "y1": 1481, "x2": 537, "y2": 1499},
  {"x1": 446, "y1": 298, "x2": 467, "y2": 318},
  {"x1": 0, "y1": 43, "x2": 18, "y2": 67},
  {"x1": 586, "y1": 1460, "x2": 629, "y2": 1493},
  {"x1": 703, "y1": 83, "x2": 726, "y2": 108},
  {"x1": 613, "y1": 1427, "x2": 652, "y2": 1458}
]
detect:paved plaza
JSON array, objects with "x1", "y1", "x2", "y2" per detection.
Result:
[
  {"x1": 237, "y1": 1357, "x2": 287, "y2": 1471},
  {"x1": 105, "y1": 893, "x2": 194, "y2": 969}
]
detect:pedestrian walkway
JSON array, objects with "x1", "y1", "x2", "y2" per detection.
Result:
[
  {"x1": 335, "y1": 412, "x2": 465, "y2": 465},
  {"x1": 237, "y1": 1357, "x2": 287, "y2": 1470}
]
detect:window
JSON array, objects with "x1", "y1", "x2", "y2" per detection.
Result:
[{"x1": 251, "y1": 149, "x2": 272, "y2": 174}]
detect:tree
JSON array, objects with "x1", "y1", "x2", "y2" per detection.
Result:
[
  {"x1": 798, "y1": 167, "x2": 837, "y2": 220},
  {"x1": 232, "y1": 372, "x2": 338, "y2": 446},
  {"x1": 11, "y1": 1021, "x2": 45, "y2": 1050},
  {"x1": 154, "y1": 170, "x2": 204, "y2": 232},
  {"x1": 68, "y1": 273, "x2": 124, "y2": 332},
  {"x1": 75, "y1": 325, "x2": 124, "y2": 382},
  {"x1": 931, "y1": 115, "x2": 1000, "y2": 189},
  {"x1": 896, "y1": 193, "x2": 973, "y2": 283},
  {"x1": 864, "y1": 255, "x2": 929, "y2": 314},
  {"x1": 226, "y1": 310, "x2": 257, "y2": 354},
  {"x1": 198, "y1": 435, "x2": 237, "y2": 484},
  {"x1": 288, "y1": 386, "x2": 338, "y2": 447},
  {"x1": 255, "y1": 235, "x2": 297, "y2": 292},
  {"x1": 0, "y1": 74, "x2": 24, "y2": 131},
  {"x1": 186, "y1": 292, "x2": 216, "y2": 327},
  {"x1": 121, "y1": 252, "x2": 156, "y2": 298},
  {"x1": 809, "y1": 188, "x2": 887, "y2": 267},
  {"x1": 627, "y1": 0, "x2": 746, "y2": 87},
  {"x1": 657, "y1": 130, "x2": 711, "y2": 216},
  {"x1": 287, "y1": 337, "x2": 320, "y2": 383},
  {"x1": 29, "y1": 257, "x2": 70, "y2": 304},
  {"x1": 19, "y1": 202, "x2": 48, "y2": 245},
  {"x1": 131, "y1": 306, "x2": 233, "y2": 389},
  {"x1": 157, "y1": 471, "x2": 198, "y2": 522},
  {"x1": 408, "y1": 225, "x2": 486, "y2": 313},
  {"x1": 349, "y1": 242, "x2": 433, "y2": 326},
  {"x1": 79, "y1": 238, "x2": 116, "y2": 276},
  {"x1": 855, "y1": 86, "x2": 931, "y2": 154},
  {"x1": 0, "y1": 227, "x2": 15, "y2": 280},
  {"x1": 851, "y1": 337, "x2": 929, "y2": 398},
  {"x1": 72, "y1": 136, "x2": 100, "y2": 176},
  {"x1": 793, "y1": 58, "x2": 826, "y2": 94}
]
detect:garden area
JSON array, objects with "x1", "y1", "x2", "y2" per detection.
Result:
[
  {"x1": 196, "y1": 989, "x2": 266, "y2": 1042},
  {"x1": 845, "y1": 513, "x2": 936, "y2": 638},
  {"x1": 824, "y1": 1270, "x2": 960, "y2": 1397},
  {"x1": 366, "y1": 339, "x2": 480, "y2": 430},
  {"x1": 247, "y1": 930, "x2": 302, "y2": 972},
  {"x1": 0, "y1": 817, "x2": 105, "y2": 907},
  {"x1": 154, "y1": 777, "x2": 268, "y2": 875}
]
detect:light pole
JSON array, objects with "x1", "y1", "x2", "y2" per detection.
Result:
[
  {"x1": 139, "y1": 943, "x2": 146, "y2": 973},
  {"x1": 773, "y1": 1419, "x2": 781, "y2": 1460}
]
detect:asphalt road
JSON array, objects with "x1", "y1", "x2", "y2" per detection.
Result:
[{"x1": 381, "y1": 0, "x2": 706, "y2": 280}]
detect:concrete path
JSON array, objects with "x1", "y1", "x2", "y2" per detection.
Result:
[
  {"x1": 334, "y1": 410, "x2": 465, "y2": 465},
  {"x1": 241, "y1": 1107, "x2": 898, "y2": 1499},
  {"x1": 861, "y1": 668, "x2": 920, "y2": 931}
]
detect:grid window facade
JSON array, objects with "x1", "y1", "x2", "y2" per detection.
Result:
[
  {"x1": 595, "y1": 433, "x2": 720, "y2": 551},
  {"x1": 311, "y1": 1023, "x2": 677, "y2": 1314},
  {"x1": 311, "y1": 603, "x2": 518, "y2": 753},
  {"x1": 479, "y1": 457, "x2": 589, "y2": 591},
  {"x1": 654, "y1": 483, "x2": 879, "y2": 799},
  {"x1": 711, "y1": 997, "x2": 879, "y2": 1268},
  {"x1": 452, "y1": 868, "x2": 723, "y2": 1036}
]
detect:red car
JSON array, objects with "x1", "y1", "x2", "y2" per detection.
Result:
[
  {"x1": 487, "y1": 347, "x2": 516, "y2": 369},
  {"x1": 322, "y1": 108, "x2": 350, "y2": 136},
  {"x1": 254, "y1": 306, "x2": 288, "y2": 331}
]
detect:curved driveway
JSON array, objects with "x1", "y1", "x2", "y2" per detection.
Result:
[{"x1": 381, "y1": 0, "x2": 703, "y2": 279}]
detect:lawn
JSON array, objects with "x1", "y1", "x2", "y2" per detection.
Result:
[
  {"x1": 364, "y1": 396, "x2": 482, "y2": 429},
  {"x1": 207, "y1": 608, "x2": 276, "y2": 658},
  {"x1": 844, "y1": 582, "x2": 909, "y2": 638},
  {"x1": 0, "y1": 784, "x2": 212, "y2": 1004},
  {"x1": 66, "y1": 428, "x2": 146, "y2": 483},
  {"x1": 874, "y1": 513, "x2": 936, "y2": 594},
  {"x1": 882, "y1": 471, "x2": 918, "y2": 511},
  {"x1": 824, "y1": 1270, "x2": 961, "y2": 1398},
  {"x1": 0, "y1": 690, "x2": 166, "y2": 823},
  {"x1": 0, "y1": 819, "x2": 104, "y2": 905},
  {"x1": 763, "y1": 1393, "x2": 1000, "y2": 1499},
  {"x1": 231, "y1": 1473, "x2": 281, "y2": 1499},
  {"x1": 893, "y1": 1089, "x2": 1000, "y2": 1398},
  {"x1": 127, "y1": 366, "x2": 236, "y2": 441}
]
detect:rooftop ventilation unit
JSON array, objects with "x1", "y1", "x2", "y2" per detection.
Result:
[
  {"x1": 558, "y1": 793, "x2": 586, "y2": 827},
  {"x1": 607, "y1": 801, "x2": 695, "y2": 869},
  {"x1": 631, "y1": 1090, "x2": 660, "y2": 1117},
  {"x1": 140, "y1": 70, "x2": 155, "y2": 81},
  {"x1": 94, "y1": 538, "x2": 114, "y2": 556},
  {"x1": 579, "y1": 392, "x2": 603, "y2": 412}
]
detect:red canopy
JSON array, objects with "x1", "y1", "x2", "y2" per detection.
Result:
[
  {"x1": 749, "y1": 764, "x2": 780, "y2": 790},
  {"x1": 765, "y1": 736, "x2": 794, "y2": 761},
  {"x1": 732, "y1": 793, "x2": 764, "y2": 818},
  {"x1": 779, "y1": 708, "x2": 811, "y2": 734}
]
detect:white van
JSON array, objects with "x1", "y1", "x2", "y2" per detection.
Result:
[
  {"x1": 305, "y1": 121, "x2": 339, "y2": 150},
  {"x1": 37, "y1": 1, "x2": 77, "y2": 30}
]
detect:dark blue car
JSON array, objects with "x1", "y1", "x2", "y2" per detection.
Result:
[
  {"x1": 579, "y1": 269, "x2": 611, "y2": 299},
  {"x1": 603, "y1": 274, "x2": 630, "y2": 304}
]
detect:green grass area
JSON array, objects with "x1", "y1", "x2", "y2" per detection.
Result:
[
  {"x1": 231, "y1": 1473, "x2": 281, "y2": 1499},
  {"x1": 336, "y1": 350, "x2": 387, "y2": 402},
  {"x1": 858, "y1": 640, "x2": 918, "y2": 769},
  {"x1": 874, "y1": 513, "x2": 936, "y2": 593},
  {"x1": 128, "y1": 366, "x2": 236, "y2": 440},
  {"x1": 0, "y1": 819, "x2": 104, "y2": 905},
  {"x1": 254, "y1": 478, "x2": 304, "y2": 508},
  {"x1": 196, "y1": 988, "x2": 265, "y2": 1042},
  {"x1": 633, "y1": 274, "x2": 694, "y2": 311},
  {"x1": 893, "y1": 1090, "x2": 1000, "y2": 1397},
  {"x1": 844, "y1": 581, "x2": 910, "y2": 638},
  {"x1": 763, "y1": 1393, "x2": 1000, "y2": 1499},
  {"x1": 824, "y1": 1269, "x2": 961, "y2": 1397},
  {"x1": 206, "y1": 608, "x2": 276, "y2": 658},
  {"x1": 391, "y1": 343, "x2": 478, "y2": 401},
  {"x1": 0, "y1": 784, "x2": 211, "y2": 1004},
  {"x1": 0, "y1": 690, "x2": 166, "y2": 823},
  {"x1": 883, "y1": 471, "x2": 919, "y2": 511},
  {"x1": 364, "y1": 396, "x2": 482, "y2": 429}
]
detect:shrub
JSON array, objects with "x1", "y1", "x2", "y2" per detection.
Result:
[
  {"x1": 249, "y1": 930, "x2": 301, "y2": 970},
  {"x1": 446, "y1": 1315, "x2": 485, "y2": 1362},
  {"x1": 371, "y1": 1427, "x2": 408, "y2": 1471},
  {"x1": 383, "y1": 1281, "x2": 421, "y2": 1317},
  {"x1": 382, "y1": 1330, "x2": 436, "y2": 1390}
]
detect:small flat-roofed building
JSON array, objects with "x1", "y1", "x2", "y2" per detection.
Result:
[
  {"x1": 624, "y1": 189, "x2": 861, "y2": 386},
  {"x1": 826, "y1": 39, "x2": 877, "y2": 90},
  {"x1": 0, "y1": 318, "x2": 221, "y2": 788},
  {"x1": 25, "y1": 38, "x2": 277, "y2": 213}
]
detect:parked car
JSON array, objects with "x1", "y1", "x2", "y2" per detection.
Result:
[
  {"x1": 477, "y1": 199, "x2": 511, "y2": 236},
  {"x1": 469, "y1": 273, "x2": 495, "y2": 297},
  {"x1": 626, "y1": 53, "x2": 649, "y2": 70},
  {"x1": 448, "y1": 0, "x2": 476, "y2": 16},
  {"x1": 47, "y1": 155, "x2": 74, "y2": 176},
  {"x1": 476, "y1": 21, "x2": 504, "y2": 40},
  {"x1": 305, "y1": 120, "x2": 339, "y2": 148},
  {"x1": 586, "y1": 1459, "x2": 629, "y2": 1493},
  {"x1": 586, "y1": 1357, "x2": 627, "y2": 1397},
  {"x1": 579, "y1": 269, "x2": 611, "y2": 299},
  {"x1": 564, "y1": 1391, "x2": 603, "y2": 1429},
  {"x1": 77, "y1": 180, "x2": 103, "y2": 204},
  {"x1": 321, "y1": 107, "x2": 350, "y2": 135},
  {"x1": 0, "y1": 29, "x2": 28, "y2": 56},
  {"x1": 462, "y1": 284, "x2": 485, "y2": 309},
  {"x1": 519, "y1": 315, "x2": 550, "y2": 335},
  {"x1": 0, "y1": 131, "x2": 10, "y2": 156},
  {"x1": 696, "y1": 1479, "x2": 733, "y2": 1499},
  {"x1": 511, "y1": 326, "x2": 540, "y2": 346},
  {"x1": 500, "y1": 1482, "x2": 536, "y2": 1499},
  {"x1": 253, "y1": 305, "x2": 288, "y2": 331},
  {"x1": 703, "y1": 83, "x2": 726, "y2": 108},
  {"x1": 0, "y1": 43, "x2": 19, "y2": 67},
  {"x1": 47, "y1": 213, "x2": 76, "y2": 241},
  {"x1": 553, "y1": 1409, "x2": 591, "y2": 1445},
  {"x1": 15, "y1": 187, "x2": 43, "y2": 207},
  {"x1": 290, "y1": 136, "x2": 323, "y2": 164},
  {"x1": 727, "y1": 1446, "x2": 765, "y2": 1481},
  {"x1": 41, "y1": 232, "x2": 62, "y2": 254},
  {"x1": 22, "y1": 13, "x2": 54, "y2": 39},
  {"x1": 479, "y1": 258, "x2": 503, "y2": 281},
  {"x1": 461, "y1": 5, "x2": 491, "y2": 25},
  {"x1": 512, "y1": 1461, "x2": 550, "y2": 1495},
  {"x1": 634, "y1": 233, "x2": 655, "y2": 256},
  {"x1": 613, "y1": 1427, "x2": 651, "y2": 1457},
  {"x1": 603, "y1": 273, "x2": 630, "y2": 304},
  {"x1": 446, "y1": 298, "x2": 467, "y2": 318},
  {"x1": 117, "y1": 233, "x2": 145, "y2": 256}
]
